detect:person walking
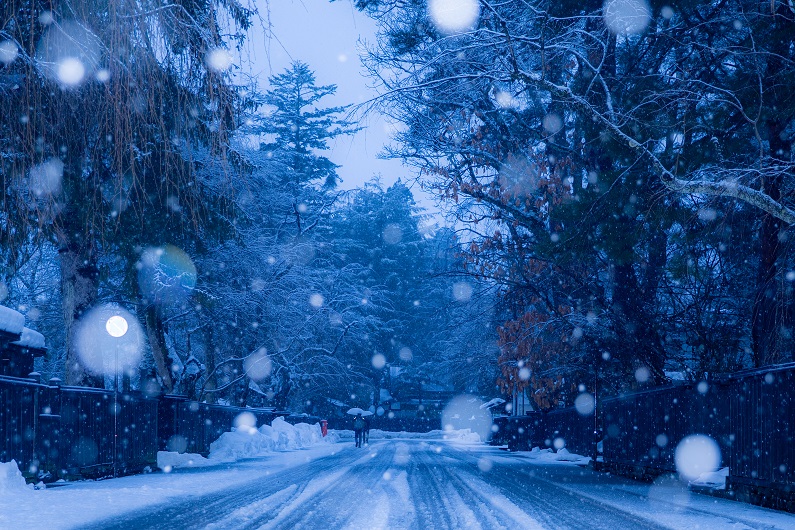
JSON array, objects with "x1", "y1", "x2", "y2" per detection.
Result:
[
  {"x1": 353, "y1": 413, "x2": 365, "y2": 448},
  {"x1": 363, "y1": 414, "x2": 371, "y2": 446}
]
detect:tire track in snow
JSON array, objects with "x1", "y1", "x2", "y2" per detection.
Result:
[
  {"x1": 251, "y1": 443, "x2": 397, "y2": 529},
  {"x1": 444, "y1": 449, "x2": 680, "y2": 530},
  {"x1": 413, "y1": 444, "x2": 545, "y2": 530},
  {"x1": 405, "y1": 442, "x2": 460, "y2": 529},
  {"x1": 84, "y1": 445, "x2": 368, "y2": 530}
]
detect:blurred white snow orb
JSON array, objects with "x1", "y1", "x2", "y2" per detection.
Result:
[
  {"x1": 36, "y1": 20, "x2": 101, "y2": 87},
  {"x1": 603, "y1": 0, "x2": 651, "y2": 35},
  {"x1": 674, "y1": 434, "x2": 721, "y2": 481},
  {"x1": 648, "y1": 474, "x2": 690, "y2": 511},
  {"x1": 542, "y1": 113, "x2": 563, "y2": 135},
  {"x1": 574, "y1": 392, "x2": 596, "y2": 415},
  {"x1": 0, "y1": 40, "x2": 19, "y2": 64},
  {"x1": 634, "y1": 366, "x2": 650, "y2": 383},
  {"x1": 166, "y1": 434, "x2": 188, "y2": 454},
  {"x1": 309, "y1": 293, "x2": 325, "y2": 308},
  {"x1": 452, "y1": 281, "x2": 473, "y2": 302},
  {"x1": 28, "y1": 158, "x2": 64, "y2": 196},
  {"x1": 442, "y1": 395, "x2": 491, "y2": 441},
  {"x1": 105, "y1": 315, "x2": 128, "y2": 338},
  {"x1": 57, "y1": 57, "x2": 86, "y2": 85},
  {"x1": 553, "y1": 437, "x2": 566, "y2": 450},
  {"x1": 233, "y1": 412, "x2": 257, "y2": 433},
  {"x1": 398, "y1": 346, "x2": 413, "y2": 362},
  {"x1": 205, "y1": 48, "x2": 233, "y2": 72},
  {"x1": 243, "y1": 348, "x2": 272, "y2": 382},
  {"x1": 372, "y1": 353, "x2": 387, "y2": 370},
  {"x1": 427, "y1": 0, "x2": 480, "y2": 35},
  {"x1": 137, "y1": 245, "x2": 197, "y2": 305},
  {"x1": 74, "y1": 305, "x2": 144, "y2": 376},
  {"x1": 477, "y1": 457, "x2": 493, "y2": 472},
  {"x1": 495, "y1": 91, "x2": 517, "y2": 109},
  {"x1": 382, "y1": 223, "x2": 403, "y2": 245}
]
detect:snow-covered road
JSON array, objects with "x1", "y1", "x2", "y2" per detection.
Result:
[{"x1": 68, "y1": 439, "x2": 794, "y2": 530}]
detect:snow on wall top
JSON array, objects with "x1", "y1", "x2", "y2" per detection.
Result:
[
  {"x1": 13, "y1": 327, "x2": 45, "y2": 350},
  {"x1": 0, "y1": 306, "x2": 25, "y2": 336}
]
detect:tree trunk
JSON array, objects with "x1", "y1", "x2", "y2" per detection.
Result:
[
  {"x1": 752, "y1": 6, "x2": 792, "y2": 366},
  {"x1": 612, "y1": 257, "x2": 666, "y2": 384},
  {"x1": 752, "y1": 120, "x2": 785, "y2": 367},
  {"x1": 203, "y1": 325, "x2": 217, "y2": 403},
  {"x1": 60, "y1": 245, "x2": 103, "y2": 387},
  {"x1": 145, "y1": 305, "x2": 175, "y2": 392}
]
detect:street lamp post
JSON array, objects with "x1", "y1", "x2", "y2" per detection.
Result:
[{"x1": 106, "y1": 315, "x2": 128, "y2": 478}]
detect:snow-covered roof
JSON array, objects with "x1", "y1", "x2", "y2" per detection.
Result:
[
  {"x1": 379, "y1": 388, "x2": 393, "y2": 402},
  {"x1": 480, "y1": 397, "x2": 506, "y2": 410},
  {"x1": 12, "y1": 327, "x2": 46, "y2": 350},
  {"x1": 0, "y1": 305, "x2": 25, "y2": 336},
  {"x1": 326, "y1": 398, "x2": 349, "y2": 407}
]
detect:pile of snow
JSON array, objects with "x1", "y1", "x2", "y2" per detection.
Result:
[
  {"x1": 0, "y1": 461, "x2": 31, "y2": 495},
  {"x1": 525, "y1": 447, "x2": 591, "y2": 465},
  {"x1": 210, "y1": 417, "x2": 325, "y2": 461},
  {"x1": 156, "y1": 452, "x2": 214, "y2": 472},
  {"x1": 0, "y1": 306, "x2": 25, "y2": 335},
  {"x1": 690, "y1": 467, "x2": 729, "y2": 490},
  {"x1": 159, "y1": 417, "x2": 335, "y2": 470},
  {"x1": 331, "y1": 428, "x2": 481, "y2": 443}
]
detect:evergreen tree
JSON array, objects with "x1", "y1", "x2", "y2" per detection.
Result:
[{"x1": 257, "y1": 61, "x2": 358, "y2": 188}]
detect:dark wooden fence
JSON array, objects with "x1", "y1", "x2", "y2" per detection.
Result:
[
  {"x1": 0, "y1": 376, "x2": 293, "y2": 481},
  {"x1": 496, "y1": 363, "x2": 795, "y2": 511},
  {"x1": 723, "y1": 364, "x2": 795, "y2": 509},
  {"x1": 599, "y1": 381, "x2": 729, "y2": 479},
  {"x1": 0, "y1": 375, "x2": 40, "y2": 473},
  {"x1": 491, "y1": 409, "x2": 594, "y2": 457}
]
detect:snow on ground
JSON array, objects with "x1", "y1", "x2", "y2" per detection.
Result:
[
  {"x1": 4, "y1": 438, "x2": 795, "y2": 529},
  {"x1": 0, "y1": 444, "x2": 343, "y2": 529},
  {"x1": 446, "y1": 443, "x2": 795, "y2": 530},
  {"x1": 0, "y1": 420, "x2": 340, "y2": 529}
]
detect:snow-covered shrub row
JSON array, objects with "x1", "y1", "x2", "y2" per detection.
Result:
[{"x1": 158, "y1": 417, "x2": 336, "y2": 471}]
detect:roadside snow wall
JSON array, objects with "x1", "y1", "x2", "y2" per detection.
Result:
[{"x1": 158, "y1": 417, "x2": 336, "y2": 470}]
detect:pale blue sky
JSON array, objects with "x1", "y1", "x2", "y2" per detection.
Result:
[{"x1": 245, "y1": 0, "x2": 411, "y2": 193}]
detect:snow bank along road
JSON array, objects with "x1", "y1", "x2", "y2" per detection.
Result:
[{"x1": 75, "y1": 439, "x2": 794, "y2": 530}]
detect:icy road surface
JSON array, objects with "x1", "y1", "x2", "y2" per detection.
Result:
[{"x1": 69, "y1": 440, "x2": 794, "y2": 530}]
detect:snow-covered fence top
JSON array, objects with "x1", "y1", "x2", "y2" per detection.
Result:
[
  {"x1": 12, "y1": 328, "x2": 45, "y2": 350},
  {"x1": 0, "y1": 306, "x2": 25, "y2": 336}
]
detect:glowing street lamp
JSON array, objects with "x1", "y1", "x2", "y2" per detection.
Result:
[
  {"x1": 106, "y1": 314, "x2": 128, "y2": 478},
  {"x1": 105, "y1": 315, "x2": 128, "y2": 338}
]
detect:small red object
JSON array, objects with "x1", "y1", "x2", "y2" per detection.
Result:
[{"x1": 321, "y1": 419, "x2": 328, "y2": 437}]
